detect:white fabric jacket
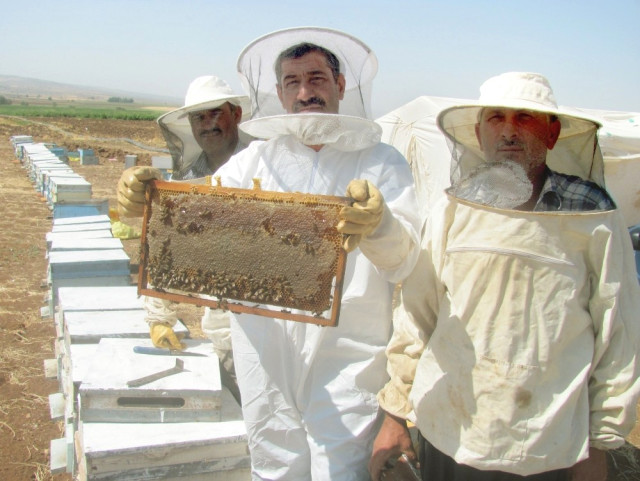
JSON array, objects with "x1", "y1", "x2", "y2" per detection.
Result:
[
  {"x1": 214, "y1": 135, "x2": 420, "y2": 480},
  {"x1": 378, "y1": 194, "x2": 640, "y2": 475}
]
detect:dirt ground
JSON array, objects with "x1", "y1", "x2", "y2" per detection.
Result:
[
  {"x1": 0, "y1": 115, "x2": 638, "y2": 480},
  {"x1": 0, "y1": 116, "x2": 203, "y2": 481}
]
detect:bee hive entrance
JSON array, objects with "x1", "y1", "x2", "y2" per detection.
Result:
[{"x1": 138, "y1": 181, "x2": 349, "y2": 326}]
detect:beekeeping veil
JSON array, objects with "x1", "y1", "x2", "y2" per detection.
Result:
[
  {"x1": 437, "y1": 72, "x2": 605, "y2": 209},
  {"x1": 157, "y1": 76, "x2": 251, "y2": 179},
  {"x1": 237, "y1": 26, "x2": 382, "y2": 151}
]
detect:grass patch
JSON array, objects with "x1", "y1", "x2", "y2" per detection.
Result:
[{"x1": 0, "y1": 103, "x2": 165, "y2": 120}]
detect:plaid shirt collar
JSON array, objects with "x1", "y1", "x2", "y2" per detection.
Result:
[{"x1": 534, "y1": 167, "x2": 615, "y2": 212}]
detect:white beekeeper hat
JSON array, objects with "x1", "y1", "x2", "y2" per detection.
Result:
[
  {"x1": 158, "y1": 75, "x2": 250, "y2": 125},
  {"x1": 236, "y1": 26, "x2": 382, "y2": 151},
  {"x1": 156, "y1": 76, "x2": 251, "y2": 178},
  {"x1": 437, "y1": 72, "x2": 606, "y2": 186}
]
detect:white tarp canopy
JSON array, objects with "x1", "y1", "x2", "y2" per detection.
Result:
[{"x1": 377, "y1": 96, "x2": 640, "y2": 228}]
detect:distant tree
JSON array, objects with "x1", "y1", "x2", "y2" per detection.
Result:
[
  {"x1": 0, "y1": 95, "x2": 12, "y2": 105},
  {"x1": 108, "y1": 96, "x2": 134, "y2": 103}
]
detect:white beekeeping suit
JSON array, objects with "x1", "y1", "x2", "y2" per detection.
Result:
[
  {"x1": 144, "y1": 76, "x2": 251, "y2": 403},
  {"x1": 215, "y1": 27, "x2": 420, "y2": 480},
  {"x1": 379, "y1": 72, "x2": 640, "y2": 477}
]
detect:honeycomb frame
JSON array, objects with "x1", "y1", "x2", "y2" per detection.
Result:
[{"x1": 138, "y1": 180, "x2": 350, "y2": 326}]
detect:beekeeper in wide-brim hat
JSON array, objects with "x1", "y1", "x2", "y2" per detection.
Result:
[
  {"x1": 436, "y1": 71, "x2": 606, "y2": 188},
  {"x1": 157, "y1": 76, "x2": 251, "y2": 178},
  {"x1": 378, "y1": 75, "x2": 640, "y2": 479},
  {"x1": 236, "y1": 26, "x2": 382, "y2": 151}
]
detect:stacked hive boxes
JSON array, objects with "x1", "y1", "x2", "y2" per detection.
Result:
[{"x1": 9, "y1": 136, "x2": 250, "y2": 480}]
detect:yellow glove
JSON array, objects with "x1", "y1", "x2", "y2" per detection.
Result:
[
  {"x1": 337, "y1": 179, "x2": 384, "y2": 252},
  {"x1": 117, "y1": 166, "x2": 163, "y2": 218},
  {"x1": 149, "y1": 323, "x2": 186, "y2": 350}
]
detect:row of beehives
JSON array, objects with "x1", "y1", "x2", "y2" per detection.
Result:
[
  {"x1": 10, "y1": 135, "x2": 103, "y2": 217},
  {"x1": 9, "y1": 136, "x2": 251, "y2": 480}
]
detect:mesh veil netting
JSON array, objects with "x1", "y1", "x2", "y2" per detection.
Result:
[
  {"x1": 440, "y1": 106, "x2": 605, "y2": 210},
  {"x1": 236, "y1": 27, "x2": 382, "y2": 151}
]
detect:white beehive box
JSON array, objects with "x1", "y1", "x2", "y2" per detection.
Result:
[
  {"x1": 41, "y1": 171, "x2": 78, "y2": 198},
  {"x1": 48, "y1": 249, "x2": 130, "y2": 278},
  {"x1": 75, "y1": 387, "x2": 249, "y2": 481},
  {"x1": 51, "y1": 222, "x2": 113, "y2": 233},
  {"x1": 30, "y1": 159, "x2": 68, "y2": 184},
  {"x1": 57, "y1": 286, "x2": 144, "y2": 312},
  {"x1": 48, "y1": 237, "x2": 123, "y2": 253},
  {"x1": 46, "y1": 230, "x2": 115, "y2": 250},
  {"x1": 57, "y1": 310, "x2": 190, "y2": 418},
  {"x1": 62, "y1": 309, "x2": 189, "y2": 347},
  {"x1": 53, "y1": 214, "x2": 111, "y2": 226},
  {"x1": 50, "y1": 176, "x2": 92, "y2": 203},
  {"x1": 78, "y1": 338, "x2": 221, "y2": 423}
]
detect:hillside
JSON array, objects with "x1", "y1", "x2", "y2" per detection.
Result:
[{"x1": 0, "y1": 74, "x2": 181, "y2": 106}]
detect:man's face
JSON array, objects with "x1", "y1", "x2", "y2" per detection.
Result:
[
  {"x1": 188, "y1": 102, "x2": 241, "y2": 154},
  {"x1": 475, "y1": 108, "x2": 561, "y2": 174},
  {"x1": 276, "y1": 51, "x2": 345, "y2": 114}
]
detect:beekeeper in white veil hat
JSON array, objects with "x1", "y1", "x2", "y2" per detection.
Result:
[
  {"x1": 237, "y1": 26, "x2": 382, "y2": 151},
  {"x1": 373, "y1": 72, "x2": 640, "y2": 481},
  {"x1": 157, "y1": 75, "x2": 252, "y2": 180},
  {"x1": 213, "y1": 27, "x2": 420, "y2": 480},
  {"x1": 438, "y1": 71, "x2": 611, "y2": 210}
]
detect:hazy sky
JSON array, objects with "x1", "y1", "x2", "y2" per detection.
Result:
[{"x1": 2, "y1": 0, "x2": 639, "y2": 117}]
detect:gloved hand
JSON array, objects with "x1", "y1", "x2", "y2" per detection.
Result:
[
  {"x1": 117, "y1": 166, "x2": 163, "y2": 218},
  {"x1": 149, "y1": 323, "x2": 186, "y2": 350},
  {"x1": 337, "y1": 179, "x2": 384, "y2": 252}
]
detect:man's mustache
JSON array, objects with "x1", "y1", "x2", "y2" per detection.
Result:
[
  {"x1": 293, "y1": 97, "x2": 326, "y2": 112},
  {"x1": 199, "y1": 127, "x2": 222, "y2": 136},
  {"x1": 498, "y1": 138, "x2": 524, "y2": 148}
]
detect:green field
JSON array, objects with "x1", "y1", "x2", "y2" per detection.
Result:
[{"x1": 0, "y1": 97, "x2": 173, "y2": 120}]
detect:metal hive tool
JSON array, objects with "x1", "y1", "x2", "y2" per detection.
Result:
[{"x1": 138, "y1": 180, "x2": 350, "y2": 326}]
